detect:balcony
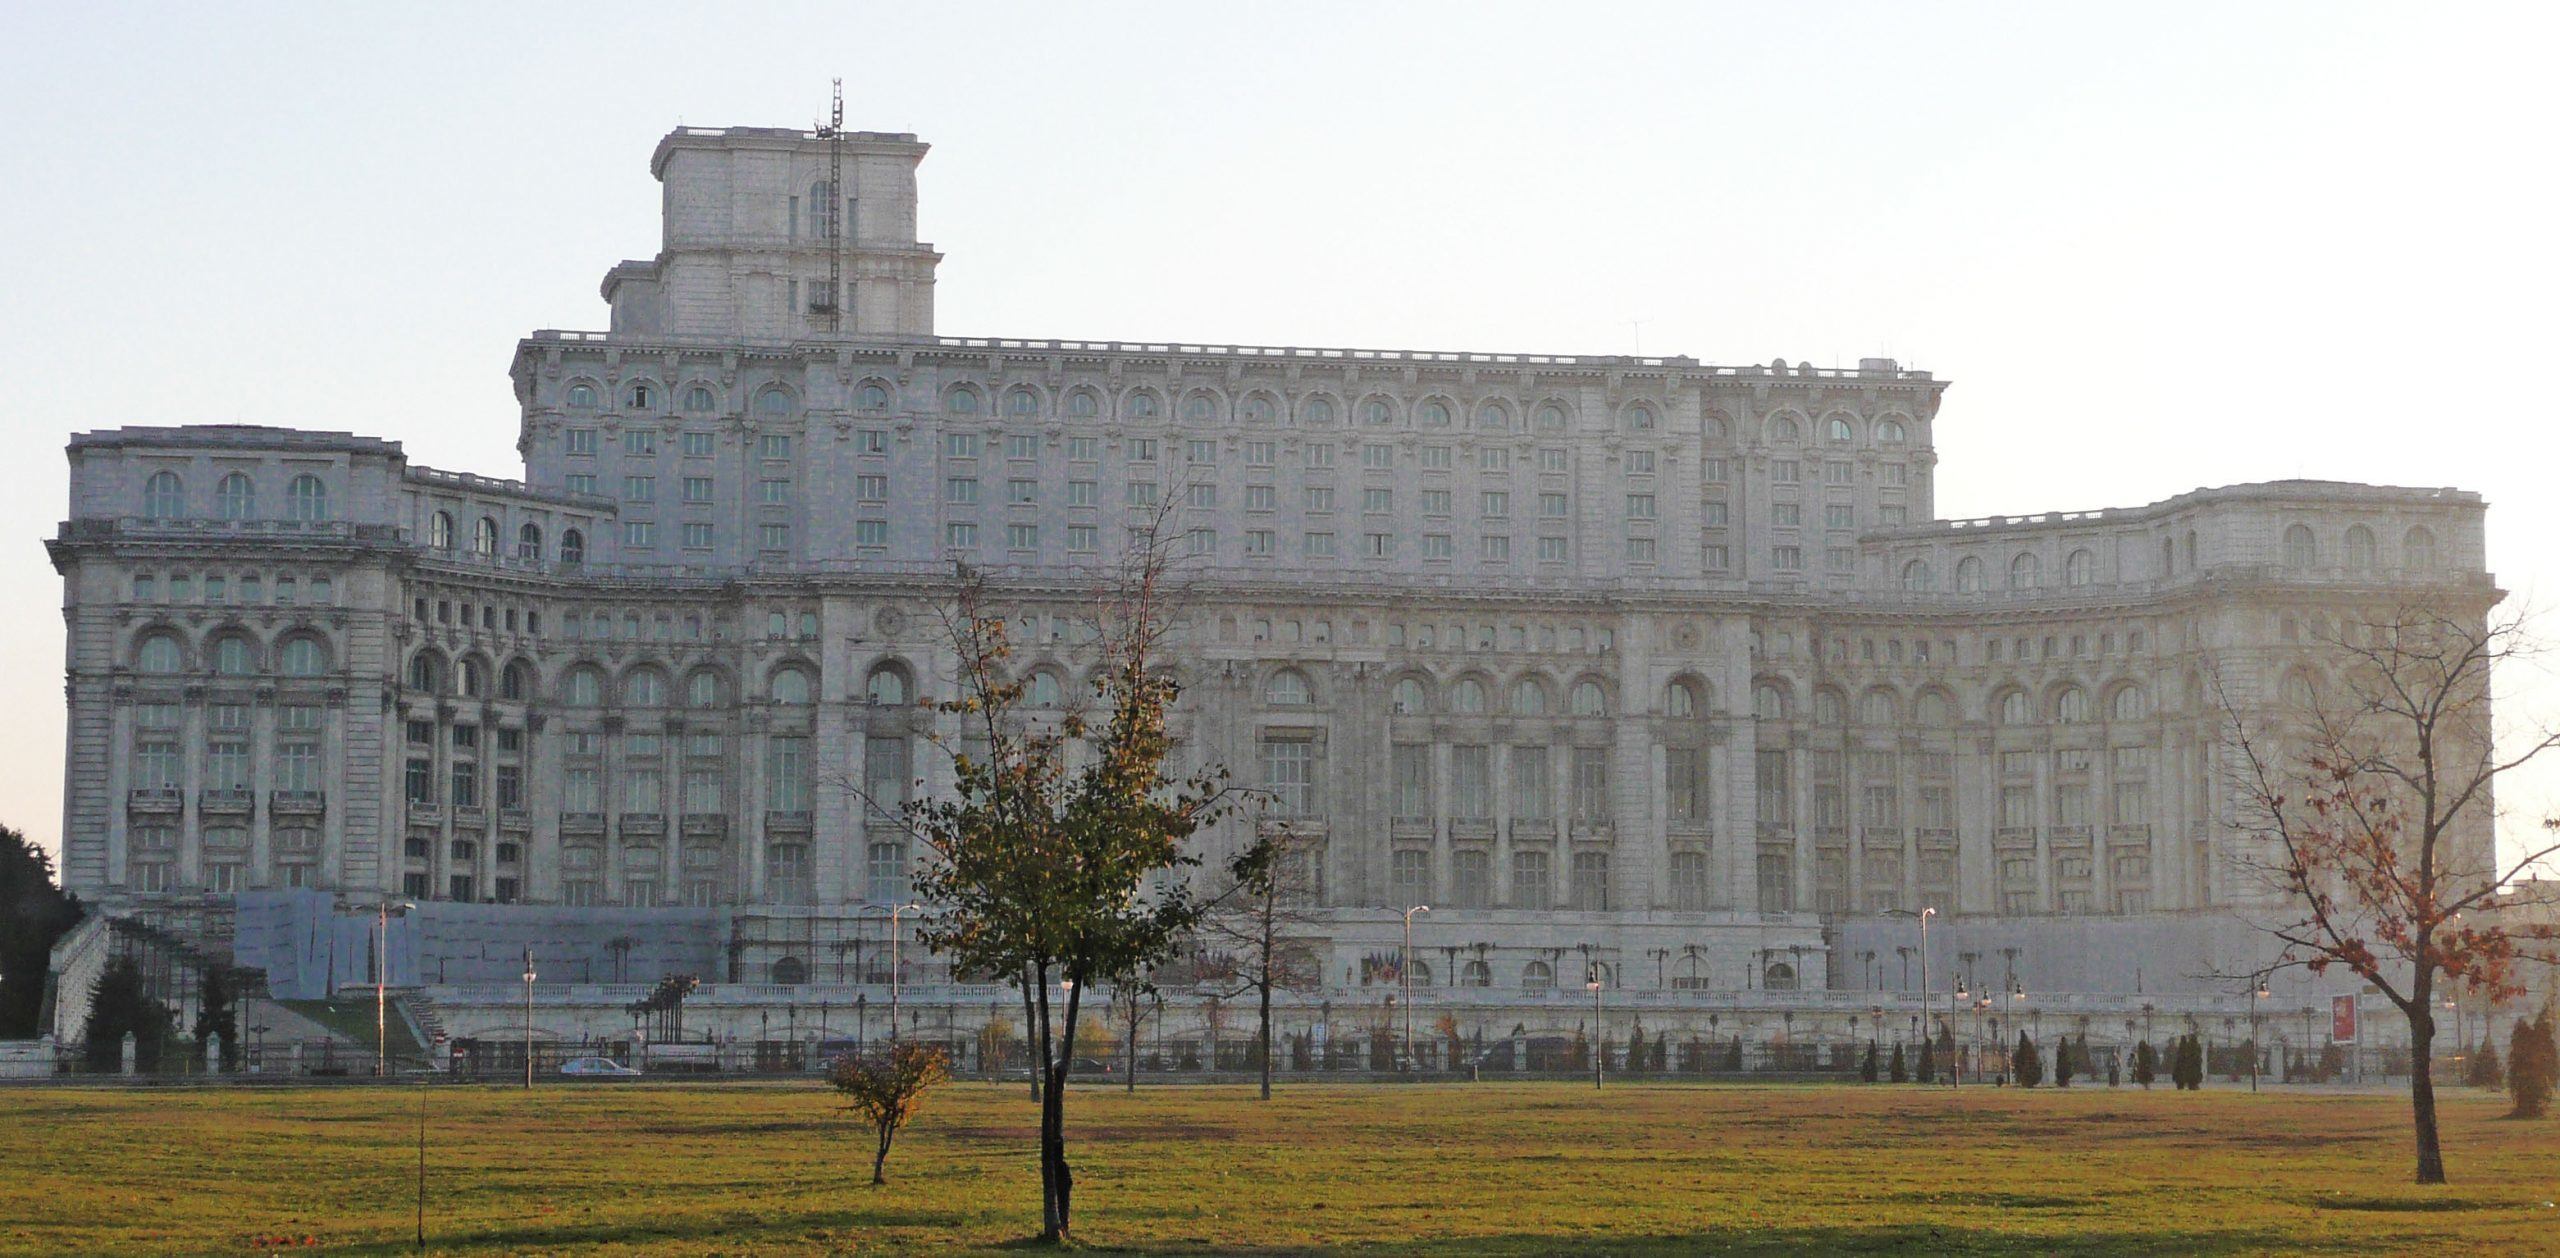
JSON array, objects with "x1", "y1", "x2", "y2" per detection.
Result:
[
  {"x1": 681, "y1": 813, "x2": 729, "y2": 838},
  {"x1": 1507, "y1": 818, "x2": 1556, "y2": 844},
  {"x1": 1257, "y1": 816, "x2": 1325, "y2": 841},
  {"x1": 1915, "y1": 827, "x2": 1957, "y2": 849},
  {"x1": 765, "y1": 810, "x2": 814, "y2": 835},
  {"x1": 1390, "y1": 817, "x2": 1435, "y2": 842},
  {"x1": 270, "y1": 790, "x2": 326, "y2": 817},
  {"x1": 499, "y1": 807, "x2": 530, "y2": 831},
  {"x1": 1994, "y1": 826, "x2": 2035, "y2": 851},
  {"x1": 2050, "y1": 826, "x2": 2094, "y2": 849},
  {"x1": 1665, "y1": 819, "x2": 1712, "y2": 841},
  {"x1": 559, "y1": 811, "x2": 607, "y2": 836},
  {"x1": 453, "y1": 805, "x2": 485, "y2": 828},
  {"x1": 1568, "y1": 818, "x2": 1617, "y2": 844},
  {"x1": 618, "y1": 812, "x2": 667, "y2": 838},
  {"x1": 199, "y1": 789, "x2": 254, "y2": 818},
  {"x1": 127, "y1": 788, "x2": 183, "y2": 815},
  {"x1": 1448, "y1": 818, "x2": 1497, "y2": 845},
  {"x1": 406, "y1": 801, "x2": 442, "y2": 823}
]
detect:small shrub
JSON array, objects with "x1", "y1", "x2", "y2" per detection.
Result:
[
  {"x1": 829, "y1": 1042, "x2": 951, "y2": 1185},
  {"x1": 1889, "y1": 1041, "x2": 1908, "y2": 1083},
  {"x1": 2510, "y1": 1005, "x2": 2556, "y2": 1119},
  {"x1": 2464, "y1": 1039, "x2": 2503, "y2": 1090},
  {"x1": 2133, "y1": 1040, "x2": 2157, "y2": 1089},
  {"x1": 2013, "y1": 1033, "x2": 2042, "y2": 1088},
  {"x1": 1860, "y1": 1042, "x2": 1879, "y2": 1083}
]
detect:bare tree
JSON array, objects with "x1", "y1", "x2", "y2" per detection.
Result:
[
  {"x1": 1106, "y1": 976, "x2": 1161, "y2": 1094},
  {"x1": 1198, "y1": 825, "x2": 1322, "y2": 1099},
  {"x1": 2219, "y1": 603, "x2": 2560, "y2": 1184}
]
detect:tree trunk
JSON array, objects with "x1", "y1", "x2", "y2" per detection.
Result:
[
  {"x1": 1126, "y1": 1007, "x2": 1138, "y2": 1095},
  {"x1": 872, "y1": 1126, "x2": 893, "y2": 1185},
  {"x1": 1258, "y1": 979, "x2": 1273, "y2": 1101},
  {"x1": 1021, "y1": 978, "x2": 1042, "y2": 1102},
  {"x1": 2410, "y1": 1006, "x2": 2446, "y2": 1185}
]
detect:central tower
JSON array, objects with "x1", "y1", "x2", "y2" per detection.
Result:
[{"x1": 599, "y1": 125, "x2": 940, "y2": 341}]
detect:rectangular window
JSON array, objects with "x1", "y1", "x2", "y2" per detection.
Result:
[
  {"x1": 1391, "y1": 848, "x2": 1432, "y2": 906},
  {"x1": 766, "y1": 736, "x2": 811, "y2": 811},
  {"x1": 1825, "y1": 460, "x2": 1853, "y2": 485},
  {"x1": 1187, "y1": 439, "x2": 1217, "y2": 464},
  {"x1": 1261, "y1": 738, "x2": 1317, "y2": 815},
  {"x1": 1570, "y1": 851, "x2": 1611, "y2": 912},
  {"x1": 1006, "y1": 523, "x2": 1039, "y2": 549},
  {"x1": 1244, "y1": 529, "x2": 1274, "y2": 557},
  {"x1": 1626, "y1": 537, "x2": 1657, "y2": 562},
  {"x1": 1422, "y1": 533, "x2": 1453, "y2": 559},
  {"x1": 855, "y1": 519, "x2": 889, "y2": 546},
  {"x1": 623, "y1": 521, "x2": 655, "y2": 549},
  {"x1": 1538, "y1": 536, "x2": 1569, "y2": 561},
  {"x1": 405, "y1": 758, "x2": 434, "y2": 805},
  {"x1": 1884, "y1": 462, "x2": 1909, "y2": 485},
  {"x1": 1363, "y1": 532, "x2": 1393, "y2": 558},
  {"x1": 1391, "y1": 743, "x2": 1431, "y2": 820},
  {"x1": 1511, "y1": 849, "x2": 1552, "y2": 910},
  {"x1": 1757, "y1": 853, "x2": 1794, "y2": 912},
  {"x1": 860, "y1": 736, "x2": 909, "y2": 810},
  {"x1": 758, "y1": 478, "x2": 790, "y2": 504},
  {"x1": 565, "y1": 473, "x2": 596, "y2": 496},
  {"x1": 1670, "y1": 851, "x2": 1711, "y2": 911},
  {"x1": 1451, "y1": 745, "x2": 1490, "y2": 820},
  {"x1": 1303, "y1": 531, "x2": 1336, "y2": 558},
  {"x1": 1245, "y1": 484, "x2": 1276, "y2": 511},
  {"x1": 623, "y1": 476, "x2": 655, "y2": 503},
  {"x1": 945, "y1": 521, "x2": 978, "y2": 549},
  {"x1": 1125, "y1": 481, "x2": 1158, "y2": 507},
  {"x1": 945, "y1": 476, "x2": 979, "y2": 505},
  {"x1": 496, "y1": 764, "x2": 522, "y2": 811},
  {"x1": 857, "y1": 430, "x2": 888, "y2": 454},
  {"x1": 451, "y1": 761, "x2": 479, "y2": 809},
  {"x1": 1481, "y1": 534, "x2": 1510, "y2": 560},
  {"x1": 760, "y1": 434, "x2": 793, "y2": 460},
  {"x1": 1772, "y1": 545, "x2": 1802, "y2": 570},
  {"x1": 1570, "y1": 746, "x2": 1609, "y2": 820},
  {"x1": 1667, "y1": 747, "x2": 1709, "y2": 822},
  {"x1": 1755, "y1": 750, "x2": 1791, "y2": 824},
  {"x1": 1128, "y1": 437, "x2": 1157, "y2": 463},
  {"x1": 1538, "y1": 493, "x2": 1569, "y2": 519},
  {"x1": 1305, "y1": 442, "x2": 1335, "y2": 469},
  {"x1": 1421, "y1": 489, "x2": 1451, "y2": 516},
  {"x1": 1244, "y1": 440, "x2": 1275, "y2": 466},
  {"x1": 623, "y1": 430, "x2": 656, "y2": 457},
  {"x1": 1067, "y1": 480, "x2": 1099, "y2": 506},
  {"x1": 759, "y1": 523, "x2": 790, "y2": 551},
  {"x1": 1067, "y1": 525, "x2": 1098, "y2": 552},
  {"x1": 682, "y1": 522, "x2": 713, "y2": 549},
  {"x1": 1703, "y1": 544, "x2": 1730, "y2": 570},
  {"x1": 566, "y1": 429, "x2": 598, "y2": 456},
  {"x1": 1627, "y1": 450, "x2": 1656, "y2": 474},
  {"x1": 1537, "y1": 447, "x2": 1568, "y2": 472},
  {"x1": 1772, "y1": 501, "x2": 1800, "y2": 527},
  {"x1": 945, "y1": 432, "x2": 979, "y2": 459},
  {"x1": 1007, "y1": 478, "x2": 1038, "y2": 504},
  {"x1": 1450, "y1": 849, "x2": 1491, "y2": 909},
  {"x1": 1185, "y1": 482, "x2": 1216, "y2": 508},
  {"x1": 1362, "y1": 443, "x2": 1393, "y2": 470},
  {"x1": 1303, "y1": 486, "x2": 1334, "y2": 512},
  {"x1": 1826, "y1": 504, "x2": 1856, "y2": 529},
  {"x1": 682, "y1": 476, "x2": 715, "y2": 503},
  {"x1": 1363, "y1": 488, "x2": 1393, "y2": 513},
  {"x1": 1480, "y1": 447, "x2": 1510, "y2": 471},
  {"x1": 1773, "y1": 459, "x2": 1800, "y2": 484},
  {"x1": 1186, "y1": 528, "x2": 1215, "y2": 556},
  {"x1": 681, "y1": 431, "x2": 714, "y2": 458},
  {"x1": 1007, "y1": 434, "x2": 1040, "y2": 460},
  {"x1": 1511, "y1": 746, "x2": 1551, "y2": 819},
  {"x1": 1067, "y1": 436, "x2": 1100, "y2": 461}
]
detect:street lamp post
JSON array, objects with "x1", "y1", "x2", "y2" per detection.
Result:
[
  {"x1": 338, "y1": 900, "x2": 416, "y2": 1078},
  {"x1": 1587, "y1": 966, "x2": 1604, "y2": 1091},
  {"x1": 1881, "y1": 908, "x2": 1938, "y2": 1084},
  {"x1": 521, "y1": 948, "x2": 537, "y2": 1090},
  {"x1": 865, "y1": 902, "x2": 924, "y2": 1041},
  {"x1": 1399, "y1": 905, "x2": 1429, "y2": 1070},
  {"x1": 1955, "y1": 975, "x2": 1970, "y2": 1085}
]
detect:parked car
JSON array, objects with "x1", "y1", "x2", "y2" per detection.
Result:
[{"x1": 559, "y1": 1056, "x2": 641, "y2": 1078}]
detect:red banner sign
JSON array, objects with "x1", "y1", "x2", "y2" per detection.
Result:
[{"x1": 2331, "y1": 994, "x2": 2358, "y2": 1044}]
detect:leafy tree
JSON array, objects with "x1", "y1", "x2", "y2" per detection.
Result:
[
  {"x1": 2218, "y1": 607, "x2": 2560, "y2": 1182},
  {"x1": 1724, "y1": 1036, "x2": 1744, "y2": 1073},
  {"x1": 1626, "y1": 1022, "x2": 1647, "y2": 1077},
  {"x1": 828, "y1": 1042, "x2": 952, "y2": 1185},
  {"x1": 2054, "y1": 1035, "x2": 2074, "y2": 1089},
  {"x1": 193, "y1": 966, "x2": 240, "y2": 1071},
  {"x1": 1860, "y1": 1041, "x2": 1879, "y2": 1083},
  {"x1": 2013, "y1": 1032, "x2": 2042, "y2": 1088},
  {"x1": 1889, "y1": 1041, "x2": 1908, "y2": 1083},
  {"x1": 1, "y1": 824, "x2": 84, "y2": 1039},
  {"x1": 2106, "y1": 1050, "x2": 2121, "y2": 1087},
  {"x1": 883, "y1": 545, "x2": 1243, "y2": 1243},
  {"x1": 80, "y1": 955, "x2": 173, "y2": 1071},
  {"x1": 2510, "y1": 1003, "x2": 2556, "y2": 1119},
  {"x1": 2133, "y1": 1039, "x2": 2157, "y2": 1088},
  {"x1": 2464, "y1": 1037, "x2": 2502, "y2": 1089},
  {"x1": 1199, "y1": 825, "x2": 1315, "y2": 1099}
]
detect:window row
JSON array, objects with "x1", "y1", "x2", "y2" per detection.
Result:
[
  {"x1": 139, "y1": 470, "x2": 331, "y2": 523},
  {"x1": 1750, "y1": 679, "x2": 2152, "y2": 726},
  {"x1": 129, "y1": 570, "x2": 336, "y2": 607}
]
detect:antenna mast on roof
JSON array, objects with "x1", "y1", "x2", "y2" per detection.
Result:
[{"x1": 818, "y1": 79, "x2": 846, "y2": 334}]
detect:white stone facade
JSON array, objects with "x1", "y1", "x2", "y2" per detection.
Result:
[{"x1": 50, "y1": 124, "x2": 2499, "y2": 1006}]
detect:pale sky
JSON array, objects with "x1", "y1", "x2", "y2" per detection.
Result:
[{"x1": 4, "y1": 2, "x2": 2557, "y2": 874}]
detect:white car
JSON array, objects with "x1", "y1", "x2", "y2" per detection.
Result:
[{"x1": 559, "y1": 1056, "x2": 642, "y2": 1078}]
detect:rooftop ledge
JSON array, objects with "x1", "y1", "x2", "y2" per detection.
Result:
[{"x1": 522, "y1": 330, "x2": 1938, "y2": 382}]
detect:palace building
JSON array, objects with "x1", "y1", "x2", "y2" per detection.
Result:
[{"x1": 45, "y1": 123, "x2": 2498, "y2": 1066}]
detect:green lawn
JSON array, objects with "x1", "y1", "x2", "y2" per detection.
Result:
[{"x1": 2, "y1": 1080, "x2": 2553, "y2": 1254}]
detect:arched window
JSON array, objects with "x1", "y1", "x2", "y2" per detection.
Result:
[
  {"x1": 1266, "y1": 669, "x2": 1312, "y2": 706},
  {"x1": 517, "y1": 523, "x2": 542, "y2": 561},
  {"x1": 1183, "y1": 394, "x2": 1217, "y2": 422},
  {"x1": 216, "y1": 473, "x2": 255, "y2": 520},
  {"x1": 430, "y1": 512, "x2": 456, "y2": 550},
  {"x1": 624, "y1": 668, "x2": 667, "y2": 707},
  {"x1": 1535, "y1": 403, "x2": 1568, "y2": 431},
  {"x1": 1763, "y1": 963, "x2": 1798, "y2": 991},
  {"x1": 1901, "y1": 560, "x2": 1934, "y2": 592},
  {"x1": 1460, "y1": 960, "x2": 1491, "y2": 987},
  {"x1": 756, "y1": 388, "x2": 793, "y2": 415},
  {"x1": 1753, "y1": 684, "x2": 1787, "y2": 721},
  {"x1": 1997, "y1": 690, "x2": 2031, "y2": 725},
  {"x1": 1570, "y1": 680, "x2": 1606, "y2": 716},
  {"x1": 563, "y1": 666, "x2": 604, "y2": 706},
  {"x1": 771, "y1": 667, "x2": 814, "y2": 705},
  {"x1": 2064, "y1": 549, "x2": 2096, "y2": 587},
  {"x1": 2284, "y1": 524, "x2": 2319, "y2": 570},
  {"x1": 565, "y1": 383, "x2": 598, "y2": 409},
  {"x1": 1860, "y1": 689, "x2": 1897, "y2": 725},
  {"x1": 1416, "y1": 399, "x2": 1451, "y2": 427},
  {"x1": 1126, "y1": 392, "x2": 1159, "y2": 419},
  {"x1": 1666, "y1": 679, "x2": 1701, "y2": 718},
  {"x1": 473, "y1": 517, "x2": 499, "y2": 558},
  {"x1": 2109, "y1": 685, "x2": 2147, "y2": 722},
  {"x1": 279, "y1": 637, "x2": 325, "y2": 677},
  {"x1": 457, "y1": 658, "x2": 486, "y2": 698},
  {"x1": 771, "y1": 956, "x2": 808, "y2": 986},
  {"x1": 1058, "y1": 390, "x2": 1093, "y2": 418},
  {"x1": 1702, "y1": 413, "x2": 1728, "y2": 440},
  {"x1": 2344, "y1": 525, "x2": 2375, "y2": 570},
  {"x1": 2008, "y1": 553, "x2": 2041, "y2": 590},
  {"x1": 1510, "y1": 677, "x2": 1549, "y2": 715},
  {"x1": 1815, "y1": 688, "x2": 1846, "y2": 725},
  {"x1": 2403, "y1": 526, "x2": 2438, "y2": 570},
  {"x1": 2055, "y1": 686, "x2": 2091, "y2": 723},
  {"x1": 1474, "y1": 402, "x2": 1510, "y2": 431},
  {"x1": 500, "y1": 660, "x2": 532, "y2": 700},
  {"x1": 859, "y1": 382, "x2": 892, "y2": 410},
  {"x1": 1390, "y1": 677, "x2": 1428, "y2": 715},
  {"x1": 1766, "y1": 415, "x2": 1800, "y2": 443},
  {"x1": 686, "y1": 670, "x2": 722, "y2": 708},
  {"x1": 864, "y1": 663, "x2": 909, "y2": 705},
  {"x1": 408, "y1": 651, "x2": 444, "y2": 693},
  {"x1": 944, "y1": 387, "x2": 981, "y2": 415},
  {"x1": 1007, "y1": 388, "x2": 1039, "y2": 417},
  {"x1": 1241, "y1": 395, "x2": 1276, "y2": 424},
  {"x1": 1824, "y1": 416, "x2": 1854, "y2": 443},
  {"x1": 1363, "y1": 398, "x2": 1395, "y2": 426},
  {"x1": 212, "y1": 636, "x2": 254, "y2": 676},
  {"x1": 1877, "y1": 419, "x2": 1907, "y2": 444},
  {"x1": 142, "y1": 471, "x2": 184, "y2": 520},
  {"x1": 288, "y1": 474, "x2": 329, "y2": 522},
  {"x1": 136, "y1": 632, "x2": 184, "y2": 674},
  {"x1": 1955, "y1": 555, "x2": 1984, "y2": 593},
  {"x1": 1521, "y1": 960, "x2": 1554, "y2": 989},
  {"x1": 559, "y1": 529, "x2": 585, "y2": 566},
  {"x1": 1029, "y1": 670, "x2": 1063, "y2": 707},
  {"x1": 1451, "y1": 678, "x2": 1488, "y2": 713},
  {"x1": 1625, "y1": 403, "x2": 1656, "y2": 432},
  {"x1": 1302, "y1": 396, "x2": 1334, "y2": 425},
  {"x1": 1916, "y1": 690, "x2": 1953, "y2": 726},
  {"x1": 683, "y1": 384, "x2": 716, "y2": 413},
  {"x1": 625, "y1": 380, "x2": 656, "y2": 410}
]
